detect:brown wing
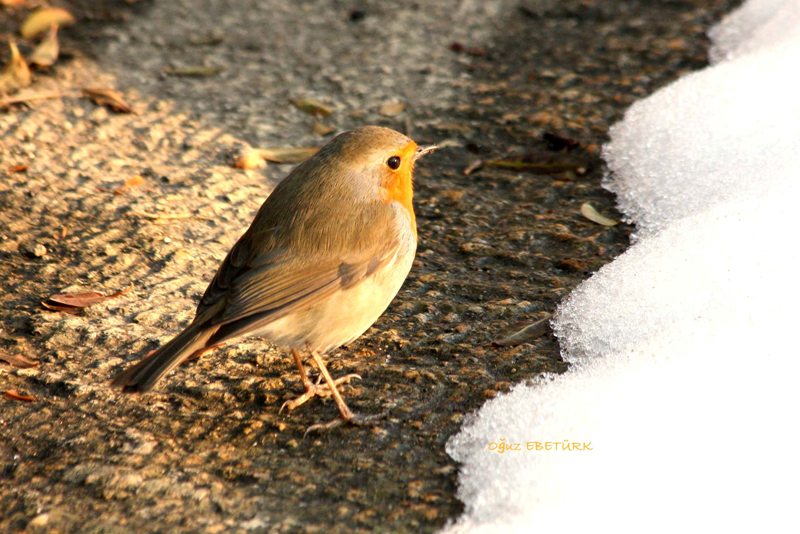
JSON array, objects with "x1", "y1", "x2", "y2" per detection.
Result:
[
  {"x1": 193, "y1": 208, "x2": 400, "y2": 337},
  {"x1": 194, "y1": 228, "x2": 283, "y2": 322},
  {"x1": 195, "y1": 209, "x2": 400, "y2": 326},
  {"x1": 203, "y1": 249, "x2": 396, "y2": 344}
]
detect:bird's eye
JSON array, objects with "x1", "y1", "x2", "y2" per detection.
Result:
[{"x1": 387, "y1": 156, "x2": 401, "y2": 170}]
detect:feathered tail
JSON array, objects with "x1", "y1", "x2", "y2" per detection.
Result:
[{"x1": 112, "y1": 323, "x2": 219, "y2": 392}]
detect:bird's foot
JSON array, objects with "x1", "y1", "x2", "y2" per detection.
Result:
[{"x1": 280, "y1": 373, "x2": 361, "y2": 413}]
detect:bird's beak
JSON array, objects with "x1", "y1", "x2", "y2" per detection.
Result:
[{"x1": 414, "y1": 144, "x2": 439, "y2": 161}]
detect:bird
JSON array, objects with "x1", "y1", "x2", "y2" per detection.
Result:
[{"x1": 113, "y1": 125, "x2": 438, "y2": 432}]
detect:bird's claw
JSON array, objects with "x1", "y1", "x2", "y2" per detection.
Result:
[
  {"x1": 280, "y1": 373, "x2": 361, "y2": 414},
  {"x1": 279, "y1": 391, "x2": 315, "y2": 414}
]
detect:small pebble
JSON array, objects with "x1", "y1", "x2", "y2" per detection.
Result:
[{"x1": 21, "y1": 242, "x2": 48, "y2": 258}]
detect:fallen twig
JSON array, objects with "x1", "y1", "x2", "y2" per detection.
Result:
[{"x1": 0, "y1": 89, "x2": 67, "y2": 109}]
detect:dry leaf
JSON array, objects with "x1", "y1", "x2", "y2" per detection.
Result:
[
  {"x1": 81, "y1": 87, "x2": 132, "y2": 113},
  {"x1": 113, "y1": 175, "x2": 145, "y2": 195},
  {"x1": 0, "y1": 38, "x2": 31, "y2": 94},
  {"x1": 449, "y1": 42, "x2": 488, "y2": 57},
  {"x1": 234, "y1": 148, "x2": 267, "y2": 170},
  {"x1": 163, "y1": 65, "x2": 222, "y2": 77},
  {"x1": 4, "y1": 389, "x2": 35, "y2": 402},
  {"x1": 8, "y1": 164, "x2": 28, "y2": 173},
  {"x1": 542, "y1": 131, "x2": 581, "y2": 152},
  {"x1": 234, "y1": 147, "x2": 319, "y2": 168},
  {"x1": 234, "y1": 146, "x2": 319, "y2": 169},
  {"x1": 494, "y1": 316, "x2": 551, "y2": 346},
  {"x1": 256, "y1": 147, "x2": 318, "y2": 164},
  {"x1": 41, "y1": 288, "x2": 129, "y2": 313},
  {"x1": 29, "y1": 23, "x2": 59, "y2": 67},
  {"x1": 580, "y1": 202, "x2": 618, "y2": 227},
  {"x1": 463, "y1": 159, "x2": 483, "y2": 176},
  {"x1": 379, "y1": 100, "x2": 406, "y2": 117},
  {"x1": 0, "y1": 89, "x2": 63, "y2": 109},
  {"x1": 290, "y1": 97, "x2": 333, "y2": 117},
  {"x1": 20, "y1": 7, "x2": 75, "y2": 39},
  {"x1": 312, "y1": 121, "x2": 335, "y2": 136},
  {"x1": 0, "y1": 351, "x2": 38, "y2": 368},
  {"x1": 485, "y1": 159, "x2": 582, "y2": 174}
]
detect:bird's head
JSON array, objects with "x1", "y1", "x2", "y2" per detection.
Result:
[{"x1": 313, "y1": 126, "x2": 438, "y2": 227}]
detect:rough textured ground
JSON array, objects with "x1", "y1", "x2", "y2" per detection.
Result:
[{"x1": 1, "y1": 0, "x2": 737, "y2": 532}]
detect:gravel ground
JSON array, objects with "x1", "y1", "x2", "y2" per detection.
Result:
[{"x1": 1, "y1": 0, "x2": 738, "y2": 532}]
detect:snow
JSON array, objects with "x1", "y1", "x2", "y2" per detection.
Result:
[{"x1": 443, "y1": 0, "x2": 800, "y2": 531}]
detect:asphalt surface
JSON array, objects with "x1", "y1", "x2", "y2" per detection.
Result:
[{"x1": 1, "y1": 0, "x2": 739, "y2": 532}]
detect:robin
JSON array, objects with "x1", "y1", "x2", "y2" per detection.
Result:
[{"x1": 113, "y1": 126, "x2": 438, "y2": 431}]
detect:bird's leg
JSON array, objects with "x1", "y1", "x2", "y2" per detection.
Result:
[
  {"x1": 304, "y1": 351, "x2": 385, "y2": 434},
  {"x1": 280, "y1": 349, "x2": 360, "y2": 413},
  {"x1": 310, "y1": 351, "x2": 355, "y2": 421},
  {"x1": 279, "y1": 349, "x2": 317, "y2": 413}
]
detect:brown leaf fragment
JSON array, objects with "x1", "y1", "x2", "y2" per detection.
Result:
[
  {"x1": 542, "y1": 131, "x2": 581, "y2": 152},
  {"x1": 113, "y1": 175, "x2": 145, "y2": 195},
  {"x1": 163, "y1": 65, "x2": 223, "y2": 77},
  {"x1": 234, "y1": 146, "x2": 319, "y2": 168},
  {"x1": 233, "y1": 148, "x2": 267, "y2": 170},
  {"x1": 463, "y1": 159, "x2": 483, "y2": 176},
  {"x1": 485, "y1": 159, "x2": 582, "y2": 174},
  {"x1": 81, "y1": 87, "x2": 132, "y2": 113},
  {"x1": 494, "y1": 316, "x2": 552, "y2": 346},
  {"x1": 378, "y1": 100, "x2": 405, "y2": 117},
  {"x1": 290, "y1": 97, "x2": 333, "y2": 117},
  {"x1": 449, "y1": 42, "x2": 488, "y2": 57},
  {"x1": 0, "y1": 38, "x2": 31, "y2": 94},
  {"x1": 0, "y1": 351, "x2": 38, "y2": 368},
  {"x1": 312, "y1": 121, "x2": 335, "y2": 136},
  {"x1": 29, "y1": 23, "x2": 59, "y2": 68},
  {"x1": 0, "y1": 90, "x2": 64, "y2": 109},
  {"x1": 20, "y1": 7, "x2": 75, "y2": 39},
  {"x1": 257, "y1": 147, "x2": 318, "y2": 164},
  {"x1": 4, "y1": 389, "x2": 35, "y2": 402},
  {"x1": 580, "y1": 202, "x2": 618, "y2": 227},
  {"x1": 42, "y1": 288, "x2": 129, "y2": 312},
  {"x1": 8, "y1": 164, "x2": 28, "y2": 173}
]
